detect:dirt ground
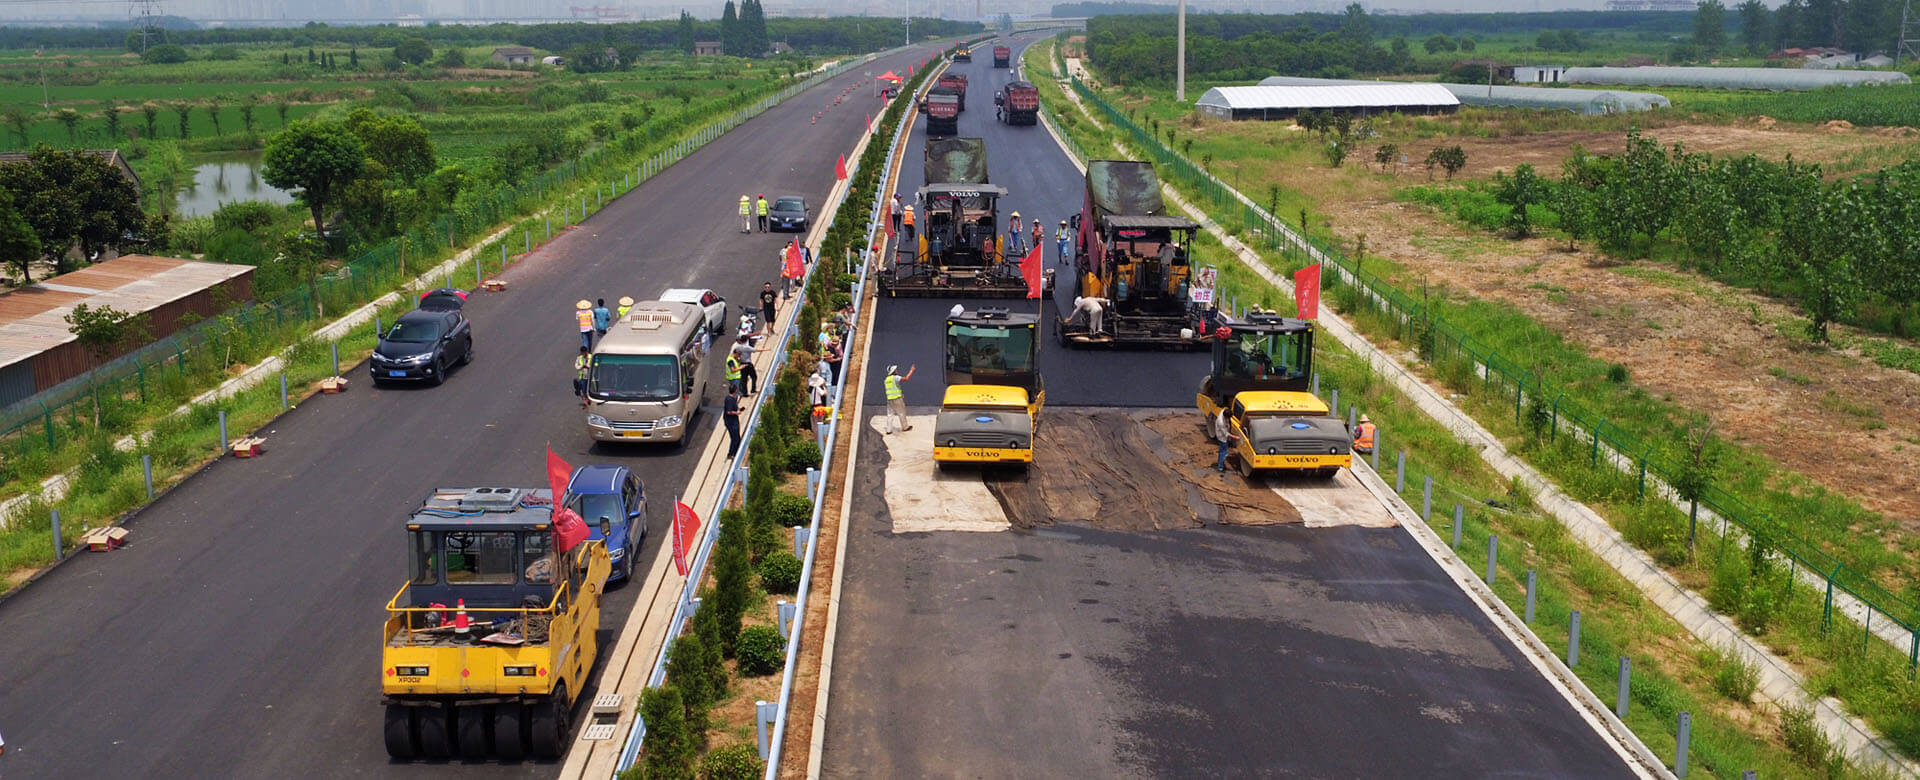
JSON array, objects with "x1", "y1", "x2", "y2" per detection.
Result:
[
  {"x1": 1234, "y1": 120, "x2": 1920, "y2": 528},
  {"x1": 986, "y1": 409, "x2": 1303, "y2": 529}
]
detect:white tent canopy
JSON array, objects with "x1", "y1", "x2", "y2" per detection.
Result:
[
  {"x1": 1196, "y1": 84, "x2": 1458, "y2": 120},
  {"x1": 1257, "y1": 76, "x2": 1671, "y2": 114}
]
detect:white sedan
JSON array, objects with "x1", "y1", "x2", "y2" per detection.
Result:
[{"x1": 658, "y1": 287, "x2": 729, "y2": 338}]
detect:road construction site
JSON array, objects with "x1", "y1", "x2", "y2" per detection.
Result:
[{"x1": 817, "y1": 36, "x2": 1652, "y2": 778}]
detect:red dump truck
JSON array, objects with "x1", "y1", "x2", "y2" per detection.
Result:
[
  {"x1": 936, "y1": 73, "x2": 968, "y2": 111},
  {"x1": 995, "y1": 81, "x2": 1039, "y2": 126},
  {"x1": 993, "y1": 45, "x2": 1011, "y2": 68},
  {"x1": 926, "y1": 93, "x2": 961, "y2": 136}
]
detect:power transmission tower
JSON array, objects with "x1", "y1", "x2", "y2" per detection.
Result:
[
  {"x1": 130, "y1": 0, "x2": 166, "y2": 53},
  {"x1": 1900, "y1": 0, "x2": 1920, "y2": 68}
]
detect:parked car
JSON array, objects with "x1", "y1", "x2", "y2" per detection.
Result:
[
  {"x1": 416, "y1": 287, "x2": 467, "y2": 311},
  {"x1": 769, "y1": 196, "x2": 809, "y2": 232},
  {"x1": 658, "y1": 287, "x2": 730, "y2": 337},
  {"x1": 370, "y1": 308, "x2": 472, "y2": 386},
  {"x1": 565, "y1": 464, "x2": 646, "y2": 582}
]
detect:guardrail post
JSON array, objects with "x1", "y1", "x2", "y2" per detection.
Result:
[
  {"x1": 1451, "y1": 504, "x2": 1463, "y2": 549},
  {"x1": 374, "y1": 313, "x2": 382, "y2": 340},
  {"x1": 1421, "y1": 476, "x2": 1432, "y2": 523},
  {"x1": 331, "y1": 343, "x2": 339, "y2": 376},
  {"x1": 1616, "y1": 657, "x2": 1631, "y2": 717},
  {"x1": 280, "y1": 371, "x2": 288, "y2": 409},
  {"x1": 1370, "y1": 440, "x2": 1379, "y2": 471},
  {"x1": 1823, "y1": 564, "x2": 1840, "y2": 632},
  {"x1": 1675, "y1": 712, "x2": 1691, "y2": 777},
  {"x1": 1329, "y1": 389, "x2": 1338, "y2": 415},
  {"x1": 143, "y1": 454, "x2": 154, "y2": 499},
  {"x1": 525, "y1": 230, "x2": 530, "y2": 255},
  {"x1": 778, "y1": 600, "x2": 796, "y2": 639},
  {"x1": 51, "y1": 509, "x2": 62, "y2": 560},
  {"x1": 734, "y1": 466, "x2": 748, "y2": 484},
  {"x1": 1347, "y1": 406, "x2": 1356, "y2": 430},
  {"x1": 444, "y1": 272, "x2": 452, "y2": 291},
  {"x1": 218, "y1": 410, "x2": 227, "y2": 452},
  {"x1": 546, "y1": 216, "x2": 551, "y2": 238},
  {"x1": 564, "y1": 204, "x2": 569, "y2": 224},
  {"x1": 1568, "y1": 611, "x2": 1581, "y2": 667},
  {"x1": 755, "y1": 700, "x2": 775, "y2": 758},
  {"x1": 1524, "y1": 570, "x2": 1537, "y2": 623},
  {"x1": 1394, "y1": 450, "x2": 1406, "y2": 493},
  {"x1": 1485, "y1": 535, "x2": 1498, "y2": 586}
]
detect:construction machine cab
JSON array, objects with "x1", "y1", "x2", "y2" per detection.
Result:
[
  {"x1": 918, "y1": 183, "x2": 1009, "y2": 271},
  {"x1": 1199, "y1": 311, "x2": 1315, "y2": 408},
  {"x1": 399, "y1": 488, "x2": 586, "y2": 615},
  {"x1": 945, "y1": 306, "x2": 1041, "y2": 395},
  {"x1": 935, "y1": 307, "x2": 1045, "y2": 468}
]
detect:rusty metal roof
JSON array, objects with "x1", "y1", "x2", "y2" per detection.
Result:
[{"x1": 0, "y1": 255, "x2": 253, "y2": 370}]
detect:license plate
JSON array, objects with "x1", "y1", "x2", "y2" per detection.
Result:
[
  {"x1": 622, "y1": 431, "x2": 649, "y2": 438},
  {"x1": 388, "y1": 370, "x2": 407, "y2": 377}
]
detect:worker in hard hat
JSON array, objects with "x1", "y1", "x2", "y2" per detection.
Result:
[
  {"x1": 1353, "y1": 414, "x2": 1376, "y2": 456},
  {"x1": 617, "y1": 296, "x2": 635, "y2": 320},
  {"x1": 1007, "y1": 211, "x2": 1024, "y2": 255}
]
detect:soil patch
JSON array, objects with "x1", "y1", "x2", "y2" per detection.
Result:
[{"x1": 987, "y1": 409, "x2": 1301, "y2": 530}]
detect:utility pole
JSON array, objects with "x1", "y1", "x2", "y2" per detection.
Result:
[
  {"x1": 1900, "y1": 0, "x2": 1920, "y2": 69},
  {"x1": 905, "y1": 0, "x2": 911, "y2": 46},
  {"x1": 1175, "y1": 0, "x2": 1187, "y2": 102}
]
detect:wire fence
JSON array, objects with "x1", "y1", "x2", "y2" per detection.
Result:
[
  {"x1": 0, "y1": 61, "x2": 870, "y2": 499},
  {"x1": 1063, "y1": 74, "x2": 1920, "y2": 666}
]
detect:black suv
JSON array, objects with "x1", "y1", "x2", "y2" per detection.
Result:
[{"x1": 371, "y1": 308, "x2": 472, "y2": 386}]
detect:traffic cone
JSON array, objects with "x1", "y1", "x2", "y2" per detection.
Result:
[{"x1": 453, "y1": 599, "x2": 471, "y2": 643}]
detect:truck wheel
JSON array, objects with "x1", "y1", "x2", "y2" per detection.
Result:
[
  {"x1": 1237, "y1": 456, "x2": 1255, "y2": 479},
  {"x1": 384, "y1": 704, "x2": 418, "y2": 760},
  {"x1": 529, "y1": 684, "x2": 570, "y2": 759},
  {"x1": 456, "y1": 704, "x2": 491, "y2": 759},
  {"x1": 418, "y1": 702, "x2": 453, "y2": 759},
  {"x1": 494, "y1": 703, "x2": 527, "y2": 761}
]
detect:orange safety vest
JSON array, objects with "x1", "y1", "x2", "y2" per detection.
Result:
[
  {"x1": 1353, "y1": 422, "x2": 1376, "y2": 453},
  {"x1": 903, "y1": 205, "x2": 914, "y2": 226},
  {"x1": 576, "y1": 309, "x2": 594, "y2": 331}
]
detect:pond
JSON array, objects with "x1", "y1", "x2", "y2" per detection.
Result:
[{"x1": 171, "y1": 152, "x2": 296, "y2": 218}]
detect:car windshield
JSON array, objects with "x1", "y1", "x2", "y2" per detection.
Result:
[
  {"x1": 774, "y1": 198, "x2": 804, "y2": 212},
  {"x1": 386, "y1": 319, "x2": 442, "y2": 343},
  {"x1": 567, "y1": 493, "x2": 626, "y2": 537},
  {"x1": 591, "y1": 354, "x2": 680, "y2": 402}
]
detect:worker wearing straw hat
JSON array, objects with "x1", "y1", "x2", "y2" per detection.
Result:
[
  {"x1": 575, "y1": 299, "x2": 595, "y2": 350},
  {"x1": 617, "y1": 296, "x2": 635, "y2": 320}
]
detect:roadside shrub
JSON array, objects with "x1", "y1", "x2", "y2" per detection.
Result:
[
  {"x1": 1706, "y1": 549, "x2": 1749, "y2": 615},
  {"x1": 747, "y1": 519, "x2": 781, "y2": 565},
  {"x1": 698, "y1": 742, "x2": 764, "y2": 780},
  {"x1": 759, "y1": 551, "x2": 802, "y2": 594},
  {"x1": 211, "y1": 200, "x2": 283, "y2": 234},
  {"x1": 830, "y1": 292, "x2": 851, "y2": 311},
  {"x1": 1606, "y1": 363, "x2": 1629, "y2": 383},
  {"x1": 710, "y1": 509, "x2": 752, "y2": 656},
  {"x1": 784, "y1": 440, "x2": 821, "y2": 474},
  {"x1": 639, "y1": 685, "x2": 698, "y2": 780},
  {"x1": 142, "y1": 44, "x2": 189, "y2": 64},
  {"x1": 1700, "y1": 645, "x2": 1759, "y2": 703},
  {"x1": 1779, "y1": 703, "x2": 1837, "y2": 769},
  {"x1": 771, "y1": 493, "x2": 813, "y2": 527},
  {"x1": 836, "y1": 273, "x2": 857, "y2": 291},
  {"x1": 735, "y1": 625, "x2": 785, "y2": 676},
  {"x1": 1619, "y1": 503, "x2": 1687, "y2": 567},
  {"x1": 665, "y1": 631, "x2": 721, "y2": 721}
]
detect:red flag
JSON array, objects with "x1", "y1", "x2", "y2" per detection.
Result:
[
  {"x1": 835, "y1": 154, "x2": 848, "y2": 180},
  {"x1": 1020, "y1": 242, "x2": 1044, "y2": 300},
  {"x1": 544, "y1": 447, "x2": 589, "y2": 552},
  {"x1": 783, "y1": 239, "x2": 805, "y2": 280},
  {"x1": 1294, "y1": 264, "x2": 1322, "y2": 320},
  {"x1": 671, "y1": 500, "x2": 701, "y2": 576}
]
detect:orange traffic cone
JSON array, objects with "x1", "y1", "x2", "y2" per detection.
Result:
[{"x1": 453, "y1": 599, "x2": 471, "y2": 643}]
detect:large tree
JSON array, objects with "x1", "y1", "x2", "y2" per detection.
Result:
[
  {"x1": 393, "y1": 36, "x2": 432, "y2": 66},
  {"x1": 0, "y1": 146, "x2": 145, "y2": 274},
  {"x1": 343, "y1": 108, "x2": 436, "y2": 184},
  {"x1": 720, "y1": 1, "x2": 740, "y2": 57},
  {"x1": 1694, "y1": 0, "x2": 1726, "y2": 55},
  {"x1": 1339, "y1": 2, "x2": 1372, "y2": 46},
  {"x1": 0, "y1": 188, "x2": 41, "y2": 281},
  {"x1": 262, "y1": 120, "x2": 365, "y2": 238},
  {"x1": 1736, "y1": 0, "x2": 1771, "y2": 53},
  {"x1": 677, "y1": 10, "x2": 695, "y2": 54}
]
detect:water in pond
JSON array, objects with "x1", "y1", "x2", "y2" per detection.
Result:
[{"x1": 172, "y1": 152, "x2": 296, "y2": 218}]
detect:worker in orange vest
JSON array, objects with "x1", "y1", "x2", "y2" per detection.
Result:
[
  {"x1": 902, "y1": 202, "x2": 915, "y2": 241},
  {"x1": 1353, "y1": 414, "x2": 1376, "y2": 455},
  {"x1": 575, "y1": 299, "x2": 596, "y2": 350}
]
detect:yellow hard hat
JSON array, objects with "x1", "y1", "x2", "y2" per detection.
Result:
[{"x1": 576, "y1": 300, "x2": 591, "y2": 310}]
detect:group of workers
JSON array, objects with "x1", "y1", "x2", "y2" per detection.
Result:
[
  {"x1": 888, "y1": 193, "x2": 1073, "y2": 265},
  {"x1": 572, "y1": 296, "x2": 638, "y2": 408},
  {"x1": 739, "y1": 193, "x2": 773, "y2": 233}
]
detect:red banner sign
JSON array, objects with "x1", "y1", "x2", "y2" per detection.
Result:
[
  {"x1": 1294, "y1": 264, "x2": 1322, "y2": 320},
  {"x1": 544, "y1": 447, "x2": 588, "y2": 552},
  {"x1": 1020, "y1": 242, "x2": 1045, "y2": 300},
  {"x1": 672, "y1": 500, "x2": 701, "y2": 576}
]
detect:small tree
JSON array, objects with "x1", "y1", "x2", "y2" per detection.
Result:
[
  {"x1": 140, "y1": 103, "x2": 159, "y2": 138},
  {"x1": 1427, "y1": 145, "x2": 1467, "y2": 180},
  {"x1": 55, "y1": 109, "x2": 81, "y2": 144},
  {"x1": 664, "y1": 631, "x2": 721, "y2": 726},
  {"x1": 237, "y1": 96, "x2": 257, "y2": 135},
  {"x1": 1322, "y1": 139, "x2": 1348, "y2": 168},
  {"x1": 1373, "y1": 143, "x2": 1399, "y2": 172},
  {"x1": 274, "y1": 97, "x2": 291, "y2": 127},
  {"x1": 65, "y1": 303, "x2": 150, "y2": 425},
  {"x1": 170, "y1": 102, "x2": 192, "y2": 139},
  {"x1": 1670, "y1": 417, "x2": 1722, "y2": 550},
  {"x1": 101, "y1": 105, "x2": 123, "y2": 140},
  {"x1": 394, "y1": 37, "x2": 432, "y2": 66},
  {"x1": 709, "y1": 508, "x2": 753, "y2": 655},
  {"x1": 1800, "y1": 252, "x2": 1859, "y2": 344},
  {"x1": 3, "y1": 107, "x2": 29, "y2": 146},
  {"x1": 439, "y1": 47, "x2": 467, "y2": 68},
  {"x1": 1493, "y1": 164, "x2": 1546, "y2": 238},
  {"x1": 204, "y1": 98, "x2": 224, "y2": 136},
  {"x1": 638, "y1": 686, "x2": 698, "y2": 780},
  {"x1": 0, "y1": 189, "x2": 42, "y2": 282}
]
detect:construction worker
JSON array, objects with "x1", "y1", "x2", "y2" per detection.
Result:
[
  {"x1": 1008, "y1": 211, "x2": 1023, "y2": 254},
  {"x1": 883, "y1": 364, "x2": 915, "y2": 434},
  {"x1": 1056, "y1": 220, "x2": 1070, "y2": 265},
  {"x1": 1030, "y1": 219, "x2": 1043, "y2": 257},
  {"x1": 1073, "y1": 296, "x2": 1110, "y2": 336},
  {"x1": 1353, "y1": 414, "x2": 1377, "y2": 455},
  {"x1": 890, "y1": 192, "x2": 903, "y2": 232},
  {"x1": 902, "y1": 202, "x2": 915, "y2": 241},
  {"x1": 1213, "y1": 406, "x2": 1239, "y2": 472},
  {"x1": 592, "y1": 298, "x2": 612, "y2": 339},
  {"x1": 730, "y1": 337, "x2": 767, "y2": 395},
  {"x1": 739, "y1": 194, "x2": 752, "y2": 233},
  {"x1": 725, "y1": 351, "x2": 745, "y2": 396},
  {"x1": 617, "y1": 295, "x2": 634, "y2": 319},
  {"x1": 574, "y1": 346, "x2": 591, "y2": 408},
  {"x1": 575, "y1": 299, "x2": 595, "y2": 350},
  {"x1": 756, "y1": 193, "x2": 770, "y2": 232}
]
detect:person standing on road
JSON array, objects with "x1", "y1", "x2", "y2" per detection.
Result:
[
  {"x1": 725, "y1": 351, "x2": 745, "y2": 396},
  {"x1": 739, "y1": 194, "x2": 752, "y2": 233},
  {"x1": 724, "y1": 384, "x2": 743, "y2": 458},
  {"x1": 1214, "y1": 407, "x2": 1240, "y2": 472},
  {"x1": 731, "y1": 338, "x2": 767, "y2": 395},
  {"x1": 883, "y1": 364, "x2": 915, "y2": 434},
  {"x1": 759, "y1": 282, "x2": 778, "y2": 329},
  {"x1": 1007, "y1": 211, "x2": 1023, "y2": 254},
  {"x1": 902, "y1": 202, "x2": 915, "y2": 241},
  {"x1": 756, "y1": 194, "x2": 770, "y2": 233},
  {"x1": 575, "y1": 299, "x2": 596, "y2": 350},
  {"x1": 1031, "y1": 219, "x2": 1043, "y2": 258},
  {"x1": 574, "y1": 347, "x2": 591, "y2": 409},
  {"x1": 592, "y1": 298, "x2": 612, "y2": 339},
  {"x1": 1056, "y1": 220, "x2": 1070, "y2": 266},
  {"x1": 890, "y1": 192, "x2": 903, "y2": 233}
]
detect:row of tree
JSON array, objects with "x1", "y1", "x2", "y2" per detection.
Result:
[
  {"x1": 3, "y1": 96, "x2": 295, "y2": 151},
  {"x1": 717, "y1": 0, "x2": 771, "y2": 58},
  {"x1": 1088, "y1": 5, "x2": 1422, "y2": 84},
  {"x1": 1490, "y1": 132, "x2": 1920, "y2": 341}
]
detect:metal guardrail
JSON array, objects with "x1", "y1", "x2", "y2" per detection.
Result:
[
  {"x1": 1062, "y1": 73, "x2": 1920, "y2": 667},
  {"x1": 610, "y1": 41, "x2": 951, "y2": 776}
]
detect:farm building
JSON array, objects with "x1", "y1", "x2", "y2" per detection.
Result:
[
  {"x1": 1196, "y1": 84, "x2": 1458, "y2": 121},
  {"x1": 1510, "y1": 65, "x2": 1567, "y2": 84},
  {"x1": 1257, "y1": 76, "x2": 1670, "y2": 115},
  {"x1": 490, "y1": 46, "x2": 535, "y2": 65},
  {"x1": 1562, "y1": 65, "x2": 1909, "y2": 90},
  {"x1": 0, "y1": 255, "x2": 253, "y2": 410},
  {"x1": 693, "y1": 40, "x2": 722, "y2": 56}
]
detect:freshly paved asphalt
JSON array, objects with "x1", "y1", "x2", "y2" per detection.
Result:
[
  {"x1": 823, "y1": 37, "x2": 1638, "y2": 778},
  {"x1": 0, "y1": 44, "x2": 940, "y2": 779}
]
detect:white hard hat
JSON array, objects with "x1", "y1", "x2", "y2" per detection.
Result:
[
  {"x1": 887, "y1": 364, "x2": 899, "y2": 375},
  {"x1": 949, "y1": 304, "x2": 965, "y2": 317}
]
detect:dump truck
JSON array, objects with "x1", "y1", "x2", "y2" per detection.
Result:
[
  {"x1": 953, "y1": 45, "x2": 972, "y2": 63},
  {"x1": 995, "y1": 81, "x2": 1039, "y2": 126},
  {"x1": 936, "y1": 73, "x2": 968, "y2": 111},
  {"x1": 880, "y1": 138, "x2": 1026, "y2": 297},
  {"x1": 925, "y1": 92, "x2": 961, "y2": 136},
  {"x1": 1050, "y1": 160, "x2": 1205, "y2": 349},
  {"x1": 1194, "y1": 311, "x2": 1350, "y2": 479},
  {"x1": 382, "y1": 486, "x2": 611, "y2": 761},
  {"x1": 934, "y1": 307, "x2": 1044, "y2": 469},
  {"x1": 992, "y1": 45, "x2": 1011, "y2": 67}
]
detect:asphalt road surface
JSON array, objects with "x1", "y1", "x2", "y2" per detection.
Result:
[
  {"x1": 822, "y1": 37, "x2": 1639, "y2": 778},
  {"x1": 0, "y1": 44, "x2": 940, "y2": 779}
]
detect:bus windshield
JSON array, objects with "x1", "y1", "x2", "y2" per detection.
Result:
[
  {"x1": 947, "y1": 324, "x2": 1034, "y2": 374},
  {"x1": 591, "y1": 354, "x2": 680, "y2": 402}
]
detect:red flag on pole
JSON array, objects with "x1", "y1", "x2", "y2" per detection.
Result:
[
  {"x1": 1294, "y1": 264, "x2": 1322, "y2": 320},
  {"x1": 1020, "y1": 242, "x2": 1045, "y2": 300},
  {"x1": 544, "y1": 447, "x2": 589, "y2": 552},
  {"x1": 835, "y1": 154, "x2": 848, "y2": 180},
  {"x1": 671, "y1": 499, "x2": 700, "y2": 576},
  {"x1": 783, "y1": 239, "x2": 805, "y2": 280}
]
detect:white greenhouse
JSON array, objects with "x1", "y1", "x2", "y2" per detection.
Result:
[
  {"x1": 1195, "y1": 84, "x2": 1459, "y2": 121},
  {"x1": 1561, "y1": 66, "x2": 1910, "y2": 90},
  {"x1": 1257, "y1": 76, "x2": 1671, "y2": 114}
]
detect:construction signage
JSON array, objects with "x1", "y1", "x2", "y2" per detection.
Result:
[{"x1": 1190, "y1": 266, "x2": 1217, "y2": 305}]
